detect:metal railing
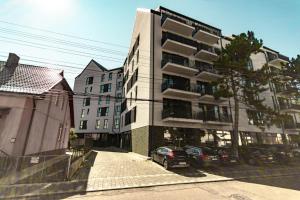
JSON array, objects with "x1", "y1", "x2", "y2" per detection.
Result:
[
  {"x1": 203, "y1": 111, "x2": 232, "y2": 123},
  {"x1": 0, "y1": 154, "x2": 70, "y2": 184},
  {"x1": 197, "y1": 43, "x2": 220, "y2": 55},
  {"x1": 162, "y1": 32, "x2": 197, "y2": 48},
  {"x1": 284, "y1": 122, "x2": 300, "y2": 129},
  {"x1": 195, "y1": 61, "x2": 219, "y2": 74},
  {"x1": 162, "y1": 109, "x2": 203, "y2": 120}
]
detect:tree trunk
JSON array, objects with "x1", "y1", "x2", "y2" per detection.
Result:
[{"x1": 232, "y1": 97, "x2": 240, "y2": 158}]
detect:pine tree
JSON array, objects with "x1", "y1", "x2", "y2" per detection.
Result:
[{"x1": 213, "y1": 31, "x2": 280, "y2": 158}]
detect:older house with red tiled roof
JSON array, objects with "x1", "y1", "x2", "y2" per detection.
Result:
[{"x1": 0, "y1": 53, "x2": 74, "y2": 156}]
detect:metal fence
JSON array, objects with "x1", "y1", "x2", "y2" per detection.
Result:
[{"x1": 0, "y1": 154, "x2": 73, "y2": 185}]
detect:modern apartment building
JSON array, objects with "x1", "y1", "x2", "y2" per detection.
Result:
[
  {"x1": 120, "y1": 6, "x2": 299, "y2": 156},
  {"x1": 73, "y1": 60, "x2": 123, "y2": 146}
]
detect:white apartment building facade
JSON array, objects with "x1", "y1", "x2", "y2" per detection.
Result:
[
  {"x1": 120, "y1": 6, "x2": 299, "y2": 156},
  {"x1": 73, "y1": 60, "x2": 123, "y2": 146}
]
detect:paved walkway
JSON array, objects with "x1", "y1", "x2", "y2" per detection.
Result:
[{"x1": 1, "y1": 148, "x2": 300, "y2": 199}]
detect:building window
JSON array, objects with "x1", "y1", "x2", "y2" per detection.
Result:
[
  {"x1": 108, "y1": 72, "x2": 113, "y2": 80},
  {"x1": 117, "y1": 72, "x2": 122, "y2": 79},
  {"x1": 95, "y1": 120, "x2": 101, "y2": 129},
  {"x1": 103, "y1": 119, "x2": 108, "y2": 129},
  {"x1": 114, "y1": 118, "x2": 120, "y2": 129},
  {"x1": 98, "y1": 96, "x2": 102, "y2": 105},
  {"x1": 90, "y1": 87, "x2": 93, "y2": 93},
  {"x1": 86, "y1": 77, "x2": 94, "y2": 85},
  {"x1": 101, "y1": 74, "x2": 105, "y2": 82},
  {"x1": 99, "y1": 107, "x2": 109, "y2": 117},
  {"x1": 79, "y1": 120, "x2": 87, "y2": 130},
  {"x1": 106, "y1": 95, "x2": 110, "y2": 104},
  {"x1": 115, "y1": 105, "x2": 121, "y2": 116},
  {"x1": 87, "y1": 108, "x2": 90, "y2": 115},
  {"x1": 247, "y1": 59, "x2": 253, "y2": 70},
  {"x1": 84, "y1": 87, "x2": 88, "y2": 93},
  {"x1": 100, "y1": 83, "x2": 112, "y2": 93},
  {"x1": 81, "y1": 109, "x2": 85, "y2": 118},
  {"x1": 131, "y1": 59, "x2": 134, "y2": 72},
  {"x1": 136, "y1": 50, "x2": 139, "y2": 64},
  {"x1": 116, "y1": 93, "x2": 122, "y2": 103},
  {"x1": 117, "y1": 81, "x2": 122, "y2": 90},
  {"x1": 130, "y1": 92, "x2": 132, "y2": 105},
  {"x1": 97, "y1": 107, "x2": 101, "y2": 117},
  {"x1": 135, "y1": 86, "x2": 138, "y2": 101},
  {"x1": 83, "y1": 97, "x2": 90, "y2": 106}
]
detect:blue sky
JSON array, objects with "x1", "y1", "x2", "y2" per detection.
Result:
[{"x1": 0, "y1": 0, "x2": 299, "y2": 87}]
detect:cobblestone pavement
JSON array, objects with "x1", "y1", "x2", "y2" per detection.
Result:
[{"x1": 1, "y1": 148, "x2": 300, "y2": 199}]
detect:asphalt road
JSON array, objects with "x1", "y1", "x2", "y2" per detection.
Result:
[{"x1": 52, "y1": 174, "x2": 300, "y2": 200}]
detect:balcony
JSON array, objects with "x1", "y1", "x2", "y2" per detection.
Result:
[
  {"x1": 203, "y1": 111, "x2": 232, "y2": 125},
  {"x1": 275, "y1": 85, "x2": 298, "y2": 97},
  {"x1": 161, "y1": 82, "x2": 201, "y2": 99},
  {"x1": 194, "y1": 43, "x2": 219, "y2": 62},
  {"x1": 268, "y1": 52, "x2": 289, "y2": 68},
  {"x1": 161, "y1": 14, "x2": 195, "y2": 37},
  {"x1": 197, "y1": 86, "x2": 227, "y2": 103},
  {"x1": 284, "y1": 122, "x2": 300, "y2": 131},
  {"x1": 194, "y1": 61, "x2": 222, "y2": 82},
  {"x1": 161, "y1": 54, "x2": 198, "y2": 76},
  {"x1": 193, "y1": 26, "x2": 220, "y2": 45},
  {"x1": 162, "y1": 32, "x2": 197, "y2": 56},
  {"x1": 162, "y1": 109, "x2": 204, "y2": 123},
  {"x1": 279, "y1": 103, "x2": 300, "y2": 113}
]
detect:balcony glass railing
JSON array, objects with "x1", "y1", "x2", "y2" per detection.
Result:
[
  {"x1": 161, "y1": 82, "x2": 198, "y2": 93},
  {"x1": 203, "y1": 111, "x2": 232, "y2": 123},
  {"x1": 193, "y1": 26, "x2": 221, "y2": 37},
  {"x1": 197, "y1": 43, "x2": 220, "y2": 55},
  {"x1": 162, "y1": 32, "x2": 197, "y2": 48},
  {"x1": 195, "y1": 61, "x2": 219, "y2": 74},
  {"x1": 279, "y1": 103, "x2": 300, "y2": 110},
  {"x1": 162, "y1": 109, "x2": 203, "y2": 120},
  {"x1": 267, "y1": 52, "x2": 289, "y2": 63},
  {"x1": 161, "y1": 53, "x2": 193, "y2": 68},
  {"x1": 284, "y1": 122, "x2": 300, "y2": 129},
  {"x1": 161, "y1": 14, "x2": 188, "y2": 26}
]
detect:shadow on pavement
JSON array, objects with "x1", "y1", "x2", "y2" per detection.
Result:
[
  {"x1": 92, "y1": 146, "x2": 129, "y2": 153},
  {"x1": 200, "y1": 162, "x2": 300, "y2": 191}
]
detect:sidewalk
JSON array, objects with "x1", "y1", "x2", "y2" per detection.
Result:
[{"x1": 1, "y1": 148, "x2": 300, "y2": 199}]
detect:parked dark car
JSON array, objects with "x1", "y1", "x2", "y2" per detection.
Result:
[
  {"x1": 184, "y1": 146, "x2": 220, "y2": 167},
  {"x1": 239, "y1": 147, "x2": 275, "y2": 165},
  {"x1": 214, "y1": 147, "x2": 239, "y2": 165},
  {"x1": 263, "y1": 145, "x2": 294, "y2": 164},
  {"x1": 151, "y1": 146, "x2": 189, "y2": 169}
]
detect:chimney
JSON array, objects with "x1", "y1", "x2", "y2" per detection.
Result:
[{"x1": 5, "y1": 53, "x2": 20, "y2": 70}]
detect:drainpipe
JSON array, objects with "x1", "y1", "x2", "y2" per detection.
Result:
[{"x1": 22, "y1": 96, "x2": 36, "y2": 156}]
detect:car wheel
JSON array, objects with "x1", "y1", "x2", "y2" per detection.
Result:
[{"x1": 163, "y1": 160, "x2": 169, "y2": 170}]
